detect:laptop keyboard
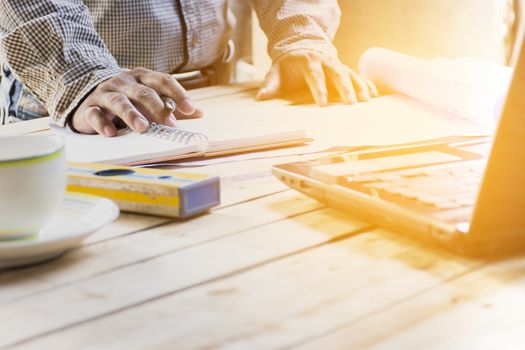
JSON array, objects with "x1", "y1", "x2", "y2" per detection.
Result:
[{"x1": 347, "y1": 160, "x2": 485, "y2": 210}]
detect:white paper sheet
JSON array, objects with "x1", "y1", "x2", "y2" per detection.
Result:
[{"x1": 148, "y1": 94, "x2": 492, "y2": 167}]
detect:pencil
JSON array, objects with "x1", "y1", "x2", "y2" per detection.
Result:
[{"x1": 163, "y1": 96, "x2": 176, "y2": 111}]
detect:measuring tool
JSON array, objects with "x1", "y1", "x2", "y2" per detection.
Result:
[{"x1": 67, "y1": 162, "x2": 220, "y2": 218}]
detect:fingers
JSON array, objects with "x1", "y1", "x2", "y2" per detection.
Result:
[
  {"x1": 300, "y1": 60, "x2": 328, "y2": 106},
  {"x1": 364, "y1": 76, "x2": 379, "y2": 97},
  {"x1": 349, "y1": 70, "x2": 371, "y2": 102},
  {"x1": 85, "y1": 107, "x2": 117, "y2": 137},
  {"x1": 72, "y1": 105, "x2": 117, "y2": 137},
  {"x1": 70, "y1": 68, "x2": 206, "y2": 136},
  {"x1": 173, "y1": 108, "x2": 203, "y2": 120},
  {"x1": 268, "y1": 50, "x2": 378, "y2": 107},
  {"x1": 137, "y1": 70, "x2": 199, "y2": 117},
  {"x1": 256, "y1": 65, "x2": 281, "y2": 100},
  {"x1": 92, "y1": 92, "x2": 150, "y2": 133},
  {"x1": 106, "y1": 73, "x2": 175, "y2": 126},
  {"x1": 123, "y1": 83, "x2": 175, "y2": 126},
  {"x1": 325, "y1": 66, "x2": 357, "y2": 104}
]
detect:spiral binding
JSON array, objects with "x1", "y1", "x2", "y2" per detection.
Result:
[{"x1": 145, "y1": 123, "x2": 208, "y2": 144}]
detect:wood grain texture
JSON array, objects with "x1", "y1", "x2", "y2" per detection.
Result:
[
  {"x1": 298, "y1": 256, "x2": 525, "y2": 350},
  {"x1": 0, "y1": 206, "x2": 368, "y2": 348},
  {"x1": 0, "y1": 190, "x2": 321, "y2": 306},
  {"x1": 2, "y1": 83, "x2": 520, "y2": 350},
  {"x1": 8, "y1": 230, "x2": 480, "y2": 350}
]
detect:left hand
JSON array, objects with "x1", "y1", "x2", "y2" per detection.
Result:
[{"x1": 256, "y1": 50, "x2": 378, "y2": 106}]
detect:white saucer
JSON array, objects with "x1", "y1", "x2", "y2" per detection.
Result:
[{"x1": 0, "y1": 192, "x2": 119, "y2": 269}]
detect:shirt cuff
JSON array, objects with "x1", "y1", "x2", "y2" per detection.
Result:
[
  {"x1": 50, "y1": 65, "x2": 127, "y2": 127},
  {"x1": 269, "y1": 38, "x2": 339, "y2": 63}
]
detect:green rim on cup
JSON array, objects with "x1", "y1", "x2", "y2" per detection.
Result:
[{"x1": 0, "y1": 147, "x2": 64, "y2": 168}]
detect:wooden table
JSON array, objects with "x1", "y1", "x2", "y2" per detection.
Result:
[{"x1": 1, "y1": 85, "x2": 524, "y2": 350}]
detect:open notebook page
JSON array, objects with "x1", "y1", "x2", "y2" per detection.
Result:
[
  {"x1": 173, "y1": 106, "x2": 306, "y2": 153},
  {"x1": 51, "y1": 125, "x2": 202, "y2": 164},
  {"x1": 51, "y1": 106, "x2": 306, "y2": 164}
]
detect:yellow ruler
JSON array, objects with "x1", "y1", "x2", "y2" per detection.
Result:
[{"x1": 67, "y1": 162, "x2": 220, "y2": 218}]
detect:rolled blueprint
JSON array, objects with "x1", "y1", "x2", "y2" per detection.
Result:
[{"x1": 359, "y1": 48, "x2": 513, "y2": 127}]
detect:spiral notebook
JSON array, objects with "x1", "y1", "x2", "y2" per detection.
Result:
[{"x1": 53, "y1": 115, "x2": 308, "y2": 165}]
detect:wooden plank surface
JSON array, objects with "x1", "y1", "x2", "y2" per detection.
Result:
[
  {"x1": 298, "y1": 256, "x2": 525, "y2": 350},
  {"x1": 1, "y1": 83, "x2": 522, "y2": 350},
  {"x1": 12, "y1": 230, "x2": 480, "y2": 350},
  {"x1": 0, "y1": 150, "x2": 324, "y2": 306},
  {"x1": 0, "y1": 204, "x2": 369, "y2": 348},
  {"x1": 0, "y1": 189, "x2": 320, "y2": 304}
]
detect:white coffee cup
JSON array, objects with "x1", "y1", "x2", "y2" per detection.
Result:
[{"x1": 0, "y1": 135, "x2": 67, "y2": 240}]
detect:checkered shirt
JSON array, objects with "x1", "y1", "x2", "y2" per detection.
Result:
[{"x1": 0, "y1": 1, "x2": 340, "y2": 126}]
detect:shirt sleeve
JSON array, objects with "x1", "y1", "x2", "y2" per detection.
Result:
[
  {"x1": 0, "y1": 0, "x2": 126, "y2": 126},
  {"x1": 249, "y1": 0, "x2": 341, "y2": 62}
]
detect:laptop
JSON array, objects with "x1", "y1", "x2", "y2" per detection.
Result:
[{"x1": 273, "y1": 41, "x2": 525, "y2": 256}]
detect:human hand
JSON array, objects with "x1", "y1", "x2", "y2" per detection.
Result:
[
  {"x1": 256, "y1": 50, "x2": 378, "y2": 106},
  {"x1": 71, "y1": 68, "x2": 203, "y2": 136}
]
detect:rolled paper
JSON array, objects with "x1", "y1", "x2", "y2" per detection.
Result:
[{"x1": 359, "y1": 47, "x2": 513, "y2": 128}]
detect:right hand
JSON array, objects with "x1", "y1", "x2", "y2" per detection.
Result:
[{"x1": 71, "y1": 68, "x2": 203, "y2": 136}]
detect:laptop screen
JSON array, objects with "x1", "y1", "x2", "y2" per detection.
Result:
[{"x1": 470, "y1": 38, "x2": 525, "y2": 238}]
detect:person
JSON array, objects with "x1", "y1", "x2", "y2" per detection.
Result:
[{"x1": 0, "y1": 1, "x2": 377, "y2": 137}]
